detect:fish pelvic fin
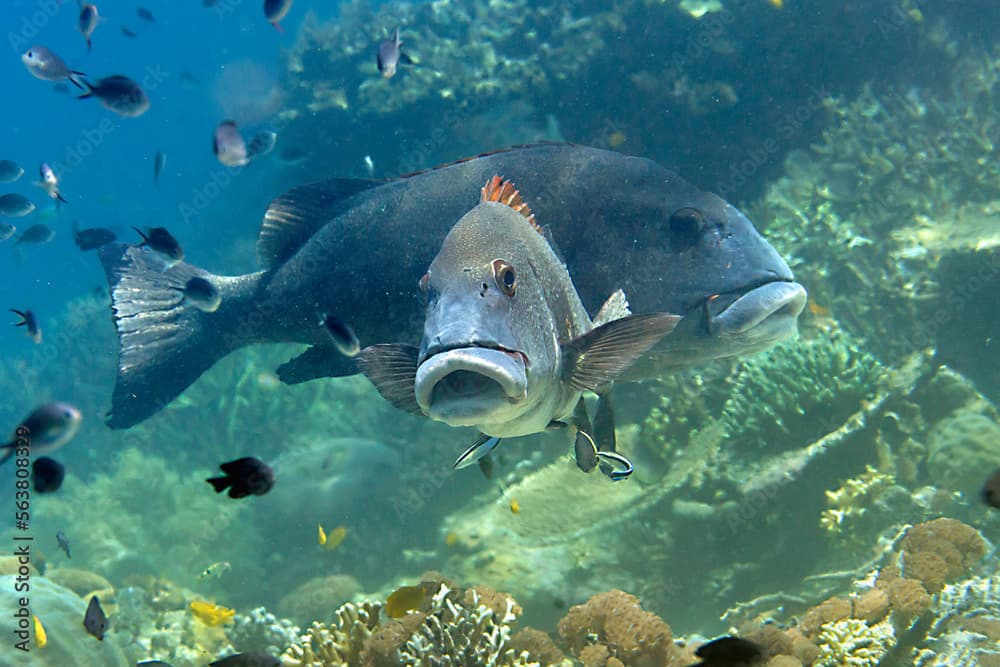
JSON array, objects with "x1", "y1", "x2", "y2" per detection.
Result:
[
  {"x1": 593, "y1": 289, "x2": 632, "y2": 327},
  {"x1": 356, "y1": 343, "x2": 423, "y2": 415},
  {"x1": 480, "y1": 175, "x2": 540, "y2": 234},
  {"x1": 562, "y1": 313, "x2": 681, "y2": 392},
  {"x1": 97, "y1": 243, "x2": 263, "y2": 428}
]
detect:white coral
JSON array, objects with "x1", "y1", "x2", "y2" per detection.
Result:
[{"x1": 815, "y1": 618, "x2": 896, "y2": 667}]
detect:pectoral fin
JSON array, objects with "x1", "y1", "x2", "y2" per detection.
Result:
[
  {"x1": 356, "y1": 344, "x2": 422, "y2": 415},
  {"x1": 453, "y1": 433, "x2": 501, "y2": 470},
  {"x1": 562, "y1": 313, "x2": 681, "y2": 391},
  {"x1": 276, "y1": 345, "x2": 357, "y2": 385}
]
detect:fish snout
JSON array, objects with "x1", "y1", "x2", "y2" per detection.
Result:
[{"x1": 415, "y1": 347, "x2": 528, "y2": 426}]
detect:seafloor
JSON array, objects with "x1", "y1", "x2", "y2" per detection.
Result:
[{"x1": 2, "y1": 0, "x2": 999, "y2": 666}]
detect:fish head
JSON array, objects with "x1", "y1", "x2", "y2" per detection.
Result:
[
  {"x1": 615, "y1": 180, "x2": 807, "y2": 374},
  {"x1": 415, "y1": 200, "x2": 567, "y2": 435},
  {"x1": 21, "y1": 47, "x2": 51, "y2": 70}
]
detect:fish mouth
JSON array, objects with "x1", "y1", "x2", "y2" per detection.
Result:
[
  {"x1": 415, "y1": 343, "x2": 528, "y2": 426},
  {"x1": 706, "y1": 280, "x2": 807, "y2": 347}
]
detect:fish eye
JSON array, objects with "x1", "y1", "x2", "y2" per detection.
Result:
[
  {"x1": 668, "y1": 207, "x2": 706, "y2": 251},
  {"x1": 491, "y1": 259, "x2": 516, "y2": 297}
]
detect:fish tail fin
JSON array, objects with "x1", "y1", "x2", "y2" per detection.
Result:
[
  {"x1": 206, "y1": 476, "x2": 231, "y2": 493},
  {"x1": 0, "y1": 443, "x2": 14, "y2": 467},
  {"x1": 271, "y1": 21, "x2": 284, "y2": 33},
  {"x1": 97, "y1": 243, "x2": 264, "y2": 429},
  {"x1": 68, "y1": 72, "x2": 87, "y2": 90},
  {"x1": 86, "y1": 39, "x2": 91, "y2": 52},
  {"x1": 56, "y1": 191, "x2": 67, "y2": 204}
]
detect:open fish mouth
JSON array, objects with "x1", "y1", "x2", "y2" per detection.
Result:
[
  {"x1": 706, "y1": 280, "x2": 807, "y2": 346},
  {"x1": 415, "y1": 343, "x2": 528, "y2": 426}
]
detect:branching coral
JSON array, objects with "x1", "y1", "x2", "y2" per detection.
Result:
[
  {"x1": 282, "y1": 601, "x2": 383, "y2": 667},
  {"x1": 813, "y1": 618, "x2": 895, "y2": 667},
  {"x1": 398, "y1": 585, "x2": 534, "y2": 667},
  {"x1": 820, "y1": 465, "x2": 895, "y2": 534}
]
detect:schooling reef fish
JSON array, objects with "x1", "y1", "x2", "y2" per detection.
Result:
[
  {"x1": 0, "y1": 194, "x2": 36, "y2": 217},
  {"x1": 32, "y1": 456, "x2": 65, "y2": 493},
  {"x1": 83, "y1": 595, "x2": 107, "y2": 639},
  {"x1": 78, "y1": 4, "x2": 100, "y2": 52},
  {"x1": 377, "y1": 27, "x2": 413, "y2": 78},
  {"x1": 80, "y1": 75, "x2": 150, "y2": 117},
  {"x1": 10, "y1": 308, "x2": 42, "y2": 343},
  {"x1": 206, "y1": 457, "x2": 274, "y2": 498},
  {"x1": 56, "y1": 531, "x2": 71, "y2": 558},
  {"x1": 21, "y1": 46, "x2": 85, "y2": 88},
  {"x1": 359, "y1": 177, "x2": 678, "y2": 474},
  {"x1": 2, "y1": 402, "x2": 82, "y2": 465},
  {"x1": 0, "y1": 160, "x2": 24, "y2": 183},
  {"x1": 95, "y1": 144, "x2": 806, "y2": 428},
  {"x1": 690, "y1": 635, "x2": 765, "y2": 666}
]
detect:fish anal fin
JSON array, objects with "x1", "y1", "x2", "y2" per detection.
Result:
[
  {"x1": 480, "y1": 175, "x2": 541, "y2": 234},
  {"x1": 356, "y1": 344, "x2": 423, "y2": 415},
  {"x1": 258, "y1": 178, "x2": 381, "y2": 269},
  {"x1": 562, "y1": 313, "x2": 681, "y2": 392}
]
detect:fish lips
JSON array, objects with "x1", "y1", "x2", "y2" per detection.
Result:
[
  {"x1": 706, "y1": 280, "x2": 807, "y2": 345},
  {"x1": 415, "y1": 346, "x2": 528, "y2": 426}
]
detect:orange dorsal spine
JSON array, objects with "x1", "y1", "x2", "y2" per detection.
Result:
[{"x1": 480, "y1": 175, "x2": 541, "y2": 234}]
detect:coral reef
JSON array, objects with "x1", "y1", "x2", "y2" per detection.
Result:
[
  {"x1": 719, "y1": 332, "x2": 886, "y2": 454},
  {"x1": 878, "y1": 518, "x2": 987, "y2": 594},
  {"x1": 750, "y1": 44, "x2": 1000, "y2": 372},
  {"x1": 39, "y1": 447, "x2": 252, "y2": 586},
  {"x1": 557, "y1": 590, "x2": 680, "y2": 667},
  {"x1": 0, "y1": 575, "x2": 129, "y2": 666},
  {"x1": 281, "y1": 583, "x2": 534, "y2": 667},
  {"x1": 278, "y1": 575, "x2": 362, "y2": 626},
  {"x1": 227, "y1": 607, "x2": 301, "y2": 657},
  {"x1": 814, "y1": 618, "x2": 896, "y2": 667},
  {"x1": 820, "y1": 465, "x2": 895, "y2": 535}
]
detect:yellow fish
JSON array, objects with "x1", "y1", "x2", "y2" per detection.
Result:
[
  {"x1": 767, "y1": 0, "x2": 783, "y2": 8},
  {"x1": 444, "y1": 531, "x2": 459, "y2": 546},
  {"x1": 385, "y1": 585, "x2": 427, "y2": 618},
  {"x1": 33, "y1": 615, "x2": 46, "y2": 648},
  {"x1": 189, "y1": 600, "x2": 235, "y2": 626},
  {"x1": 510, "y1": 499, "x2": 520, "y2": 514},
  {"x1": 318, "y1": 524, "x2": 347, "y2": 551}
]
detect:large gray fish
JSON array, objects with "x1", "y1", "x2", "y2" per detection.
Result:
[
  {"x1": 21, "y1": 46, "x2": 85, "y2": 89},
  {"x1": 357, "y1": 177, "x2": 679, "y2": 456},
  {"x1": 97, "y1": 144, "x2": 806, "y2": 428}
]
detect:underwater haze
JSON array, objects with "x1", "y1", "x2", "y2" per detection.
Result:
[{"x1": 1, "y1": 0, "x2": 999, "y2": 665}]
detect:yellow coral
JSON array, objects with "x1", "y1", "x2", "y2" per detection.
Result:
[{"x1": 820, "y1": 465, "x2": 893, "y2": 534}]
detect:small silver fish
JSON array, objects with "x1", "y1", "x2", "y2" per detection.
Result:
[
  {"x1": 21, "y1": 46, "x2": 85, "y2": 88},
  {"x1": 213, "y1": 120, "x2": 248, "y2": 167},
  {"x1": 15, "y1": 223, "x2": 54, "y2": 245},
  {"x1": 377, "y1": 27, "x2": 413, "y2": 78},
  {"x1": 78, "y1": 4, "x2": 100, "y2": 52},
  {"x1": 0, "y1": 223, "x2": 15, "y2": 242},
  {"x1": 2, "y1": 403, "x2": 82, "y2": 465},
  {"x1": 0, "y1": 194, "x2": 35, "y2": 217},
  {"x1": 0, "y1": 160, "x2": 24, "y2": 183},
  {"x1": 36, "y1": 163, "x2": 66, "y2": 205},
  {"x1": 79, "y1": 75, "x2": 150, "y2": 117}
]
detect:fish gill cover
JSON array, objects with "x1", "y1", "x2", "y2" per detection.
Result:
[{"x1": 0, "y1": 0, "x2": 999, "y2": 666}]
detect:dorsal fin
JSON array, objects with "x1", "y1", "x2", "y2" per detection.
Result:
[
  {"x1": 480, "y1": 175, "x2": 541, "y2": 234},
  {"x1": 257, "y1": 178, "x2": 380, "y2": 269}
]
